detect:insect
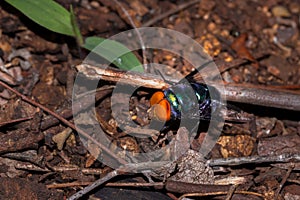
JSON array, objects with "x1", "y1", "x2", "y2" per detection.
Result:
[{"x1": 149, "y1": 65, "x2": 225, "y2": 133}]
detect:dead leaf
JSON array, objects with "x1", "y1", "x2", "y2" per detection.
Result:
[
  {"x1": 231, "y1": 33, "x2": 259, "y2": 68},
  {"x1": 85, "y1": 142, "x2": 102, "y2": 168},
  {"x1": 52, "y1": 128, "x2": 72, "y2": 150}
]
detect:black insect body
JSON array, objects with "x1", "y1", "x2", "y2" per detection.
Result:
[{"x1": 149, "y1": 75, "x2": 223, "y2": 133}]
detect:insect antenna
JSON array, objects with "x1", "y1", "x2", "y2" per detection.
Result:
[
  {"x1": 153, "y1": 67, "x2": 177, "y2": 86},
  {"x1": 181, "y1": 59, "x2": 215, "y2": 83}
]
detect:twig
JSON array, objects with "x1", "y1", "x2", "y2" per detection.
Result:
[
  {"x1": 214, "y1": 177, "x2": 246, "y2": 185},
  {"x1": 165, "y1": 180, "x2": 231, "y2": 194},
  {"x1": 224, "y1": 83, "x2": 300, "y2": 111},
  {"x1": 225, "y1": 185, "x2": 238, "y2": 200},
  {"x1": 111, "y1": 0, "x2": 147, "y2": 71},
  {"x1": 166, "y1": 192, "x2": 178, "y2": 200},
  {"x1": 76, "y1": 64, "x2": 170, "y2": 89},
  {"x1": 67, "y1": 169, "x2": 119, "y2": 200},
  {"x1": 0, "y1": 80, "x2": 127, "y2": 166},
  {"x1": 215, "y1": 53, "x2": 269, "y2": 74},
  {"x1": 2, "y1": 150, "x2": 43, "y2": 168},
  {"x1": 189, "y1": 57, "x2": 261, "y2": 82},
  {"x1": 68, "y1": 160, "x2": 260, "y2": 200},
  {"x1": 123, "y1": 126, "x2": 159, "y2": 137},
  {"x1": 0, "y1": 116, "x2": 33, "y2": 127},
  {"x1": 257, "y1": 84, "x2": 300, "y2": 90},
  {"x1": 0, "y1": 62, "x2": 17, "y2": 85},
  {"x1": 105, "y1": 182, "x2": 164, "y2": 187},
  {"x1": 47, "y1": 181, "x2": 92, "y2": 189},
  {"x1": 76, "y1": 64, "x2": 300, "y2": 111},
  {"x1": 15, "y1": 162, "x2": 50, "y2": 172},
  {"x1": 143, "y1": 0, "x2": 201, "y2": 27},
  {"x1": 40, "y1": 86, "x2": 113, "y2": 130},
  {"x1": 287, "y1": 179, "x2": 300, "y2": 185},
  {"x1": 51, "y1": 165, "x2": 107, "y2": 175},
  {"x1": 274, "y1": 164, "x2": 294, "y2": 200},
  {"x1": 178, "y1": 191, "x2": 265, "y2": 200},
  {"x1": 207, "y1": 153, "x2": 300, "y2": 167},
  {"x1": 67, "y1": 161, "x2": 169, "y2": 200},
  {"x1": 166, "y1": 180, "x2": 264, "y2": 199}
]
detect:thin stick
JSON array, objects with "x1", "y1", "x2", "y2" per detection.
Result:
[
  {"x1": 76, "y1": 64, "x2": 170, "y2": 89},
  {"x1": 0, "y1": 80, "x2": 127, "y2": 166},
  {"x1": 287, "y1": 179, "x2": 300, "y2": 185},
  {"x1": 67, "y1": 161, "x2": 170, "y2": 200},
  {"x1": 143, "y1": 0, "x2": 201, "y2": 27},
  {"x1": 166, "y1": 181, "x2": 231, "y2": 194},
  {"x1": 225, "y1": 185, "x2": 238, "y2": 200},
  {"x1": 76, "y1": 64, "x2": 300, "y2": 111},
  {"x1": 47, "y1": 181, "x2": 92, "y2": 189},
  {"x1": 40, "y1": 86, "x2": 113, "y2": 130},
  {"x1": 67, "y1": 169, "x2": 120, "y2": 200},
  {"x1": 215, "y1": 54, "x2": 268, "y2": 74},
  {"x1": 274, "y1": 165, "x2": 294, "y2": 200},
  {"x1": 207, "y1": 153, "x2": 300, "y2": 167},
  {"x1": 105, "y1": 182, "x2": 164, "y2": 187},
  {"x1": 224, "y1": 83, "x2": 300, "y2": 111},
  {"x1": 262, "y1": 84, "x2": 300, "y2": 90},
  {"x1": 48, "y1": 181, "x2": 164, "y2": 190},
  {"x1": 0, "y1": 116, "x2": 33, "y2": 127},
  {"x1": 179, "y1": 191, "x2": 265, "y2": 200}
]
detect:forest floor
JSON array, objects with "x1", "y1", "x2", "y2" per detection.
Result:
[{"x1": 0, "y1": 0, "x2": 299, "y2": 199}]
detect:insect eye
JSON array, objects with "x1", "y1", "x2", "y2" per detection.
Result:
[
  {"x1": 150, "y1": 91, "x2": 165, "y2": 106},
  {"x1": 151, "y1": 99, "x2": 171, "y2": 122}
]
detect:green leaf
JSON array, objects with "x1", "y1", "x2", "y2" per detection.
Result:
[
  {"x1": 5, "y1": 0, "x2": 74, "y2": 36},
  {"x1": 70, "y1": 5, "x2": 83, "y2": 46},
  {"x1": 83, "y1": 36, "x2": 143, "y2": 72}
]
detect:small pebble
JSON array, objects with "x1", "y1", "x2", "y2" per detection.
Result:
[
  {"x1": 267, "y1": 65, "x2": 280, "y2": 77},
  {"x1": 289, "y1": 2, "x2": 300, "y2": 14},
  {"x1": 271, "y1": 5, "x2": 291, "y2": 17},
  {"x1": 90, "y1": 1, "x2": 100, "y2": 8}
]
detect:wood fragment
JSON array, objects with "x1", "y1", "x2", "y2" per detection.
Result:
[
  {"x1": 76, "y1": 64, "x2": 300, "y2": 111},
  {"x1": 274, "y1": 165, "x2": 294, "y2": 200},
  {"x1": 0, "y1": 130, "x2": 43, "y2": 155},
  {"x1": 207, "y1": 153, "x2": 300, "y2": 166}
]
